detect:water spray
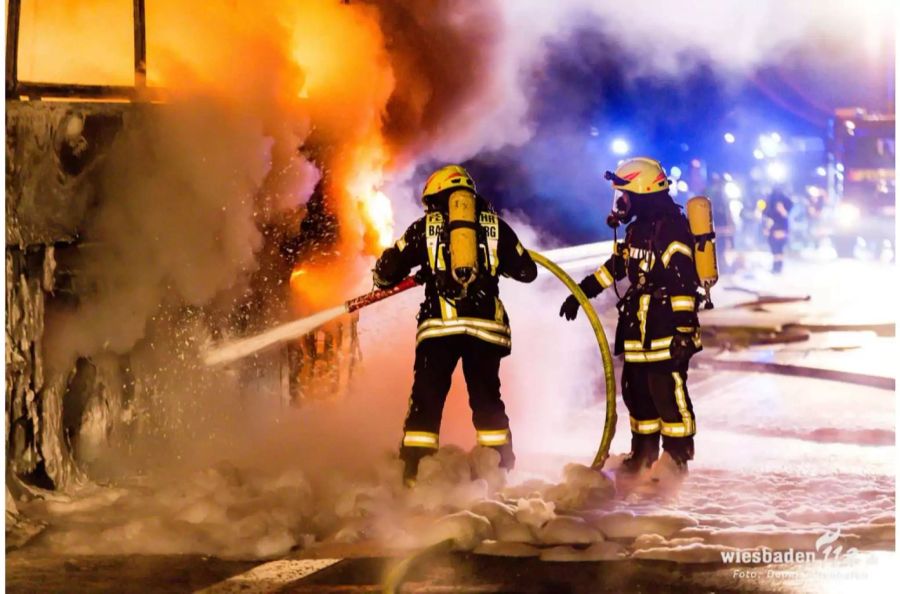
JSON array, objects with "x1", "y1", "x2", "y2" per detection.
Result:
[
  {"x1": 202, "y1": 276, "x2": 419, "y2": 367},
  {"x1": 201, "y1": 243, "x2": 613, "y2": 368}
]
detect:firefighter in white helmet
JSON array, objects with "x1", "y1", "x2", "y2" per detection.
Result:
[
  {"x1": 374, "y1": 165, "x2": 537, "y2": 486},
  {"x1": 560, "y1": 157, "x2": 702, "y2": 475}
]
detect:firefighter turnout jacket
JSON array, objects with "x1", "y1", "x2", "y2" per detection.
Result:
[
  {"x1": 579, "y1": 212, "x2": 702, "y2": 363},
  {"x1": 765, "y1": 190, "x2": 793, "y2": 239},
  {"x1": 374, "y1": 205, "x2": 537, "y2": 354}
]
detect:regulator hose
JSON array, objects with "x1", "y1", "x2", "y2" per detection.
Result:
[{"x1": 527, "y1": 250, "x2": 617, "y2": 469}]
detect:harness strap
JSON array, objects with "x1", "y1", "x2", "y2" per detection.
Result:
[
  {"x1": 447, "y1": 220, "x2": 480, "y2": 232},
  {"x1": 480, "y1": 211, "x2": 500, "y2": 276},
  {"x1": 425, "y1": 212, "x2": 443, "y2": 271},
  {"x1": 425, "y1": 211, "x2": 501, "y2": 275}
]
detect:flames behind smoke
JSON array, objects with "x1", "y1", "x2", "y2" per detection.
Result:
[{"x1": 39, "y1": 0, "x2": 526, "y2": 369}]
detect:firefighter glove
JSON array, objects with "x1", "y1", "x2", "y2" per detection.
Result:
[
  {"x1": 559, "y1": 294, "x2": 580, "y2": 321},
  {"x1": 373, "y1": 270, "x2": 393, "y2": 289},
  {"x1": 670, "y1": 332, "x2": 695, "y2": 364}
]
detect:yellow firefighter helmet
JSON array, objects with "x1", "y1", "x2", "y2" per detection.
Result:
[
  {"x1": 422, "y1": 164, "x2": 476, "y2": 202},
  {"x1": 608, "y1": 157, "x2": 670, "y2": 194}
]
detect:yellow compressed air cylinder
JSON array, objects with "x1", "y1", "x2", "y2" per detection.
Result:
[
  {"x1": 448, "y1": 189, "x2": 478, "y2": 287},
  {"x1": 686, "y1": 195, "x2": 719, "y2": 291}
]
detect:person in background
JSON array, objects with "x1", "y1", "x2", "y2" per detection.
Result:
[
  {"x1": 704, "y1": 173, "x2": 735, "y2": 272},
  {"x1": 763, "y1": 187, "x2": 794, "y2": 274}
]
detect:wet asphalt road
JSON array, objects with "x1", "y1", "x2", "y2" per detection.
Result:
[{"x1": 6, "y1": 549, "x2": 895, "y2": 593}]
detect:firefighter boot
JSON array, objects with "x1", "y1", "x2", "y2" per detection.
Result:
[
  {"x1": 400, "y1": 447, "x2": 436, "y2": 488},
  {"x1": 660, "y1": 435, "x2": 694, "y2": 476},
  {"x1": 492, "y1": 441, "x2": 516, "y2": 471},
  {"x1": 474, "y1": 430, "x2": 515, "y2": 472},
  {"x1": 647, "y1": 451, "x2": 690, "y2": 489},
  {"x1": 619, "y1": 432, "x2": 660, "y2": 475}
]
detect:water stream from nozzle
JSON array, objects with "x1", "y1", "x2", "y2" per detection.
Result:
[{"x1": 203, "y1": 304, "x2": 348, "y2": 366}]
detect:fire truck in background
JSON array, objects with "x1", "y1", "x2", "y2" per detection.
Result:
[{"x1": 826, "y1": 108, "x2": 896, "y2": 258}]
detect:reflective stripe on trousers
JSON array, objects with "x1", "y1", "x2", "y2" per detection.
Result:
[
  {"x1": 630, "y1": 416, "x2": 661, "y2": 434},
  {"x1": 476, "y1": 428, "x2": 510, "y2": 446},
  {"x1": 402, "y1": 431, "x2": 439, "y2": 448}
]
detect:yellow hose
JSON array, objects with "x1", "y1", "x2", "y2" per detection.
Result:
[
  {"x1": 528, "y1": 250, "x2": 617, "y2": 469},
  {"x1": 382, "y1": 538, "x2": 454, "y2": 594}
]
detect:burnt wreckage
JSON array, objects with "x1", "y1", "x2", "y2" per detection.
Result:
[
  {"x1": 5, "y1": 1, "x2": 358, "y2": 509},
  {"x1": 285, "y1": 180, "x2": 362, "y2": 404}
]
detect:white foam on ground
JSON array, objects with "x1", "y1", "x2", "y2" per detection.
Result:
[
  {"x1": 18, "y1": 430, "x2": 895, "y2": 562},
  {"x1": 18, "y1": 354, "x2": 896, "y2": 562},
  {"x1": 15, "y1": 259, "x2": 896, "y2": 564},
  {"x1": 18, "y1": 361, "x2": 896, "y2": 561}
]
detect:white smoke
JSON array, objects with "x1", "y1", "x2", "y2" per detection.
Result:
[
  {"x1": 43, "y1": 101, "x2": 284, "y2": 370},
  {"x1": 502, "y1": 0, "x2": 894, "y2": 75},
  {"x1": 387, "y1": 0, "x2": 895, "y2": 234}
]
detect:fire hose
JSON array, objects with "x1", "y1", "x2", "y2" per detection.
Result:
[{"x1": 527, "y1": 250, "x2": 617, "y2": 470}]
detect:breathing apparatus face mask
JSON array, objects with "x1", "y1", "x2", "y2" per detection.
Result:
[
  {"x1": 608, "y1": 191, "x2": 633, "y2": 228},
  {"x1": 604, "y1": 170, "x2": 632, "y2": 228}
]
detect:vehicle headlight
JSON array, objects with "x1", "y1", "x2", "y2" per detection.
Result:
[{"x1": 836, "y1": 203, "x2": 861, "y2": 227}]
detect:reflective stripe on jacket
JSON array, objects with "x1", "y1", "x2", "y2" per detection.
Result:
[{"x1": 578, "y1": 212, "x2": 703, "y2": 362}]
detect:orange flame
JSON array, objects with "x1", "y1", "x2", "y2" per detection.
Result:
[
  {"x1": 19, "y1": 1, "x2": 397, "y2": 311},
  {"x1": 361, "y1": 190, "x2": 395, "y2": 249},
  {"x1": 348, "y1": 159, "x2": 395, "y2": 251},
  {"x1": 288, "y1": 256, "x2": 371, "y2": 316}
]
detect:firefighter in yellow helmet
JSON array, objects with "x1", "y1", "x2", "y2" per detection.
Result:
[
  {"x1": 374, "y1": 165, "x2": 537, "y2": 485},
  {"x1": 560, "y1": 157, "x2": 702, "y2": 475}
]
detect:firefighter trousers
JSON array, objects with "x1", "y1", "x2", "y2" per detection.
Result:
[
  {"x1": 769, "y1": 233, "x2": 787, "y2": 273},
  {"x1": 622, "y1": 360, "x2": 695, "y2": 464},
  {"x1": 400, "y1": 334, "x2": 514, "y2": 478}
]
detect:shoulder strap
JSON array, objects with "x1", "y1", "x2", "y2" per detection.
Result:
[
  {"x1": 479, "y1": 211, "x2": 500, "y2": 276},
  {"x1": 425, "y1": 212, "x2": 444, "y2": 270}
]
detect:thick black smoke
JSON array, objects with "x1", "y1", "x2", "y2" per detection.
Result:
[{"x1": 367, "y1": 0, "x2": 507, "y2": 169}]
